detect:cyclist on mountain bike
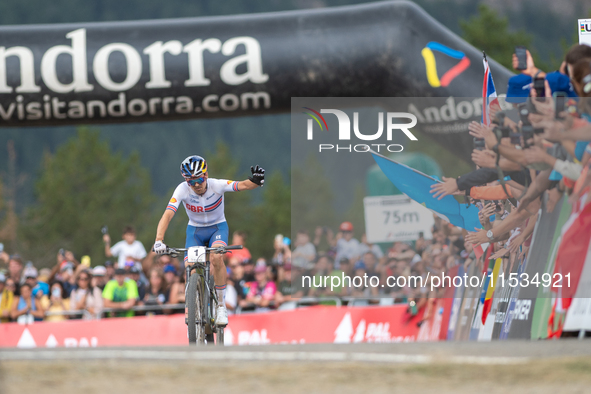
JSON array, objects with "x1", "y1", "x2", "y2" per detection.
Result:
[{"x1": 153, "y1": 155, "x2": 265, "y2": 325}]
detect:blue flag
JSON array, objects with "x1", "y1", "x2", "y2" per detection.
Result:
[{"x1": 370, "y1": 150, "x2": 482, "y2": 231}]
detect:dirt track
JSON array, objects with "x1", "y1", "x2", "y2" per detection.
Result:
[{"x1": 2, "y1": 341, "x2": 591, "y2": 394}]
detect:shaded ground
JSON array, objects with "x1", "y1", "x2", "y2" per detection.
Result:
[{"x1": 2, "y1": 341, "x2": 591, "y2": 394}]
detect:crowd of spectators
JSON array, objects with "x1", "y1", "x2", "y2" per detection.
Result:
[
  {"x1": 3, "y1": 44, "x2": 591, "y2": 324},
  {"x1": 0, "y1": 217, "x2": 465, "y2": 323}
]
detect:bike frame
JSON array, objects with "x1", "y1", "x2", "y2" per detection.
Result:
[{"x1": 163, "y1": 245, "x2": 241, "y2": 345}]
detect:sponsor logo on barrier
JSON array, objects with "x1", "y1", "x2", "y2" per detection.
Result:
[
  {"x1": 16, "y1": 328, "x2": 98, "y2": 348},
  {"x1": 511, "y1": 299, "x2": 532, "y2": 321},
  {"x1": 333, "y1": 312, "x2": 415, "y2": 343},
  {"x1": 420, "y1": 41, "x2": 470, "y2": 88},
  {"x1": 303, "y1": 107, "x2": 417, "y2": 153}
]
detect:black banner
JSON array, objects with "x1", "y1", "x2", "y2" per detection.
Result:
[{"x1": 0, "y1": 1, "x2": 512, "y2": 137}]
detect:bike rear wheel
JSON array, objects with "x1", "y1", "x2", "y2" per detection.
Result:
[{"x1": 187, "y1": 273, "x2": 205, "y2": 344}]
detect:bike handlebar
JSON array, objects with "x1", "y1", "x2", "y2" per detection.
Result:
[{"x1": 160, "y1": 244, "x2": 243, "y2": 257}]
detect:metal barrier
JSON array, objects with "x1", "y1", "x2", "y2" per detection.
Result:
[
  {"x1": 43, "y1": 303, "x2": 185, "y2": 319},
  {"x1": 42, "y1": 296, "x2": 402, "y2": 320}
]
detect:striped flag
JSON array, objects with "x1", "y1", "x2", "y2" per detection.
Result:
[
  {"x1": 473, "y1": 242, "x2": 489, "y2": 260},
  {"x1": 482, "y1": 53, "x2": 499, "y2": 126}
]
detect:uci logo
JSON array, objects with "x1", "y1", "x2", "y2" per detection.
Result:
[
  {"x1": 302, "y1": 107, "x2": 417, "y2": 153},
  {"x1": 581, "y1": 22, "x2": 591, "y2": 34}
]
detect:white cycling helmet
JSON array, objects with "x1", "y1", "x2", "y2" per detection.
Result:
[{"x1": 180, "y1": 155, "x2": 207, "y2": 179}]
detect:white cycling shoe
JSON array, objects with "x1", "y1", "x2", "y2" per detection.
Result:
[{"x1": 215, "y1": 305, "x2": 228, "y2": 326}]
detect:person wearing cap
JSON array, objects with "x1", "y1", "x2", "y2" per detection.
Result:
[
  {"x1": 23, "y1": 266, "x2": 49, "y2": 299},
  {"x1": 275, "y1": 263, "x2": 294, "y2": 307},
  {"x1": 0, "y1": 272, "x2": 14, "y2": 323},
  {"x1": 104, "y1": 261, "x2": 115, "y2": 280},
  {"x1": 127, "y1": 266, "x2": 146, "y2": 303},
  {"x1": 103, "y1": 226, "x2": 147, "y2": 270},
  {"x1": 102, "y1": 268, "x2": 139, "y2": 317},
  {"x1": 244, "y1": 263, "x2": 276, "y2": 311},
  {"x1": 334, "y1": 222, "x2": 361, "y2": 269},
  {"x1": 92, "y1": 266, "x2": 108, "y2": 290},
  {"x1": 163, "y1": 264, "x2": 178, "y2": 287}
]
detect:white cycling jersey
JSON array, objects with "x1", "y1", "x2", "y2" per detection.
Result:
[{"x1": 166, "y1": 178, "x2": 239, "y2": 227}]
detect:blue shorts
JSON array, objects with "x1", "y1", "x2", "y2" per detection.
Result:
[{"x1": 185, "y1": 221, "x2": 229, "y2": 249}]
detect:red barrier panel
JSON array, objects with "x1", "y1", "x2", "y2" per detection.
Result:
[{"x1": 0, "y1": 305, "x2": 423, "y2": 348}]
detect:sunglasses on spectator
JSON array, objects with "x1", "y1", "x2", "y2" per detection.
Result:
[
  {"x1": 229, "y1": 264, "x2": 239, "y2": 269},
  {"x1": 187, "y1": 177, "x2": 206, "y2": 186},
  {"x1": 78, "y1": 276, "x2": 90, "y2": 281},
  {"x1": 6, "y1": 283, "x2": 15, "y2": 288}
]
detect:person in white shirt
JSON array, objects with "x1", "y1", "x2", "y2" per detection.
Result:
[
  {"x1": 103, "y1": 226, "x2": 147, "y2": 269},
  {"x1": 334, "y1": 221, "x2": 361, "y2": 269}
]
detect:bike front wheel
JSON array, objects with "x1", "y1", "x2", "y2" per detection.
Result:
[
  {"x1": 216, "y1": 327, "x2": 225, "y2": 346},
  {"x1": 187, "y1": 273, "x2": 205, "y2": 345}
]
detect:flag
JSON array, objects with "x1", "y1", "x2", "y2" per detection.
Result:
[
  {"x1": 481, "y1": 258, "x2": 502, "y2": 324},
  {"x1": 482, "y1": 53, "x2": 500, "y2": 126},
  {"x1": 552, "y1": 193, "x2": 591, "y2": 300},
  {"x1": 473, "y1": 242, "x2": 489, "y2": 260},
  {"x1": 370, "y1": 150, "x2": 481, "y2": 231}
]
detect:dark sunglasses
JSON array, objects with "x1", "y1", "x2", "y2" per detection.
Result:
[
  {"x1": 78, "y1": 277, "x2": 90, "y2": 281},
  {"x1": 187, "y1": 177, "x2": 205, "y2": 186}
]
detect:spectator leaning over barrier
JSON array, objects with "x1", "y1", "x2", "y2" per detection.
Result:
[
  {"x1": 70, "y1": 270, "x2": 103, "y2": 320},
  {"x1": 103, "y1": 226, "x2": 147, "y2": 270},
  {"x1": 11, "y1": 283, "x2": 44, "y2": 323},
  {"x1": 102, "y1": 268, "x2": 139, "y2": 317},
  {"x1": 0, "y1": 273, "x2": 13, "y2": 323},
  {"x1": 44, "y1": 281, "x2": 70, "y2": 322}
]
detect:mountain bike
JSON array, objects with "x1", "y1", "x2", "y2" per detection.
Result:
[{"x1": 162, "y1": 245, "x2": 242, "y2": 345}]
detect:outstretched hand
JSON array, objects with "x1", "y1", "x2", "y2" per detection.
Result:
[
  {"x1": 429, "y1": 177, "x2": 458, "y2": 200},
  {"x1": 465, "y1": 228, "x2": 488, "y2": 246}
]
